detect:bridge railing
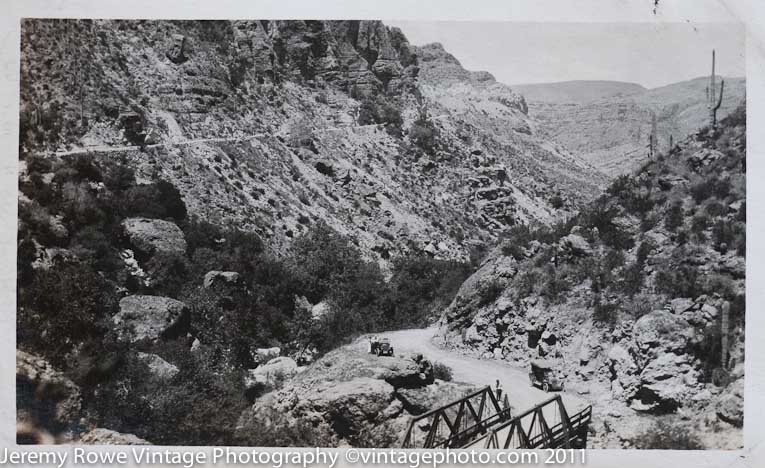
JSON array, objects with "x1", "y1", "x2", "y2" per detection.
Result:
[
  {"x1": 401, "y1": 386, "x2": 512, "y2": 449},
  {"x1": 476, "y1": 395, "x2": 592, "y2": 449}
]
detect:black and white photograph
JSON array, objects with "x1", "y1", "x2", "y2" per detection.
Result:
[{"x1": 11, "y1": 2, "x2": 752, "y2": 457}]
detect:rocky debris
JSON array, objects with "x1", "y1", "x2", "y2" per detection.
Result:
[
  {"x1": 112, "y1": 295, "x2": 190, "y2": 343},
  {"x1": 688, "y1": 148, "x2": 725, "y2": 170},
  {"x1": 121, "y1": 218, "x2": 187, "y2": 257},
  {"x1": 78, "y1": 428, "x2": 150, "y2": 445},
  {"x1": 396, "y1": 380, "x2": 476, "y2": 415},
  {"x1": 16, "y1": 350, "x2": 82, "y2": 433},
  {"x1": 715, "y1": 378, "x2": 744, "y2": 427},
  {"x1": 136, "y1": 353, "x2": 179, "y2": 381},
  {"x1": 203, "y1": 270, "x2": 241, "y2": 289}
]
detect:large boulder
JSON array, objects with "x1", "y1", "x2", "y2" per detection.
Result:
[
  {"x1": 112, "y1": 295, "x2": 190, "y2": 343},
  {"x1": 121, "y1": 218, "x2": 187, "y2": 257},
  {"x1": 166, "y1": 33, "x2": 188, "y2": 64},
  {"x1": 635, "y1": 352, "x2": 701, "y2": 411},
  {"x1": 559, "y1": 233, "x2": 592, "y2": 256},
  {"x1": 633, "y1": 311, "x2": 693, "y2": 356},
  {"x1": 245, "y1": 357, "x2": 299, "y2": 389},
  {"x1": 715, "y1": 378, "x2": 744, "y2": 427},
  {"x1": 16, "y1": 350, "x2": 82, "y2": 433},
  {"x1": 203, "y1": 270, "x2": 241, "y2": 289},
  {"x1": 136, "y1": 353, "x2": 179, "y2": 381},
  {"x1": 312, "y1": 378, "x2": 396, "y2": 435},
  {"x1": 78, "y1": 428, "x2": 150, "y2": 445}
]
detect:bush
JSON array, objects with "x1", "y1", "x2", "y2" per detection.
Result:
[
  {"x1": 477, "y1": 279, "x2": 505, "y2": 307},
  {"x1": 408, "y1": 109, "x2": 438, "y2": 154},
  {"x1": 631, "y1": 420, "x2": 705, "y2": 449},
  {"x1": 18, "y1": 261, "x2": 117, "y2": 365},
  {"x1": 433, "y1": 362, "x2": 454, "y2": 382},
  {"x1": 664, "y1": 201, "x2": 684, "y2": 233},
  {"x1": 121, "y1": 180, "x2": 187, "y2": 221}
]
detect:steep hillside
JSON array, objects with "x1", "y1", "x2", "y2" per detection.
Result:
[
  {"x1": 512, "y1": 80, "x2": 646, "y2": 104},
  {"x1": 525, "y1": 76, "x2": 745, "y2": 176},
  {"x1": 20, "y1": 20, "x2": 604, "y2": 265},
  {"x1": 437, "y1": 107, "x2": 746, "y2": 448}
]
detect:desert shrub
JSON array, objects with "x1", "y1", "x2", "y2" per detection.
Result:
[
  {"x1": 354, "y1": 92, "x2": 403, "y2": 136},
  {"x1": 618, "y1": 262, "x2": 644, "y2": 297},
  {"x1": 592, "y1": 297, "x2": 619, "y2": 327},
  {"x1": 579, "y1": 199, "x2": 634, "y2": 250},
  {"x1": 607, "y1": 175, "x2": 654, "y2": 215},
  {"x1": 408, "y1": 109, "x2": 438, "y2": 154},
  {"x1": 540, "y1": 266, "x2": 571, "y2": 304},
  {"x1": 236, "y1": 407, "x2": 335, "y2": 447},
  {"x1": 655, "y1": 261, "x2": 702, "y2": 298},
  {"x1": 501, "y1": 242, "x2": 526, "y2": 261},
  {"x1": 70, "y1": 225, "x2": 122, "y2": 273},
  {"x1": 60, "y1": 181, "x2": 105, "y2": 228},
  {"x1": 550, "y1": 194, "x2": 565, "y2": 210},
  {"x1": 664, "y1": 200, "x2": 684, "y2": 233},
  {"x1": 144, "y1": 251, "x2": 189, "y2": 297},
  {"x1": 514, "y1": 269, "x2": 540, "y2": 300},
  {"x1": 91, "y1": 343, "x2": 248, "y2": 446},
  {"x1": 635, "y1": 239, "x2": 655, "y2": 266},
  {"x1": 433, "y1": 362, "x2": 454, "y2": 382},
  {"x1": 712, "y1": 220, "x2": 744, "y2": 254},
  {"x1": 631, "y1": 420, "x2": 705, "y2": 449},
  {"x1": 691, "y1": 176, "x2": 730, "y2": 204}
]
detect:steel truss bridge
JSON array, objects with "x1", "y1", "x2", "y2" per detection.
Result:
[{"x1": 401, "y1": 386, "x2": 592, "y2": 449}]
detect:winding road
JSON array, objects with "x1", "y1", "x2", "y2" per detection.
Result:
[{"x1": 375, "y1": 327, "x2": 590, "y2": 417}]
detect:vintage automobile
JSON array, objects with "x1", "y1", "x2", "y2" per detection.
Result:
[
  {"x1": 368, "y1": 336, "x2": 394, "y2": 356},
  {"x1": 528, "y1": 359, "x2": 565, "y2": 392}
]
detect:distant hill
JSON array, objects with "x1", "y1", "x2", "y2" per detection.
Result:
[
  {"x1": 512, "y1": 80, "x2": 646, "y2": 104},
  {"x1": 520, "y1": 76, "x2": 746, "y2": 176}
]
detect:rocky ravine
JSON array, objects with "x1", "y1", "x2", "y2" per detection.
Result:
[
  {"x1": 435, "y1": 109, "x2": 746, "y2": 448},
  {"x1": 21, "y1": 20, "x2": 604, "y2": 264}
]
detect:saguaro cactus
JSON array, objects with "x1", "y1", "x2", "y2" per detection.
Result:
[
  {"x1": 721, "y1": 300, "x2": 730, "y2": 368},
  {"x1": 706, "y1": 49, "x2": 725, "y2": 132},
  {"x1": 647, "y1": 111, "x2": 657, "y2": 157}
]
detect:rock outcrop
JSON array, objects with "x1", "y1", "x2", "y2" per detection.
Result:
[
  {"x1": 112, "y1": 295, "x2": 190, "y2": 343},
  {"x1": 238, "y1": 340, "x2": 454, "y2": 446}
]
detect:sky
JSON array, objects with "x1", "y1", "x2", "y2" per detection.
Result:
[{"x1": 387, "y1": 21, "x2": 745, "y2": 89}]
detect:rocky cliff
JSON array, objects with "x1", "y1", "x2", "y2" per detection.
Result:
[{"x1": 20, "y1": 20, "x2": 604, "y2": 264}]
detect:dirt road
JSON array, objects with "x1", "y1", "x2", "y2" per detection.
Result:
[{"x1": 375, "y1": 327, "x2": 590, "y2": 416}]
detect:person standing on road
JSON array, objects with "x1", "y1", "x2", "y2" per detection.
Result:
[{"x1": 495, "y1": 379, "x2": 503, "y2": 401}]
